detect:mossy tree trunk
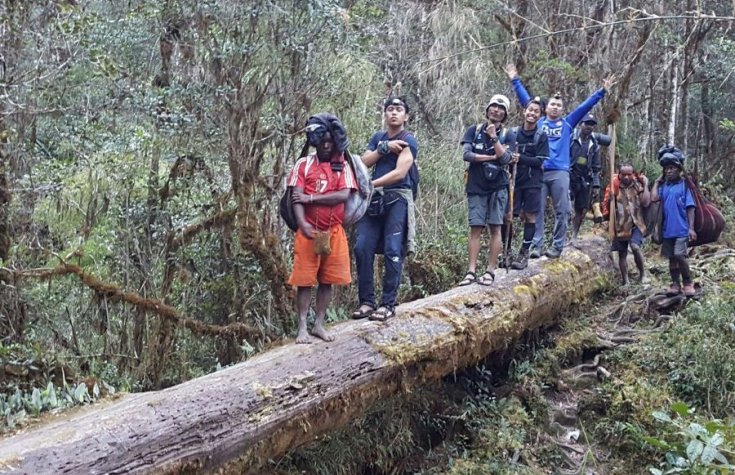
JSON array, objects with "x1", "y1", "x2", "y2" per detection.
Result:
[{"x1": 0, "y1": 238, "x2": 613, "y2": 475}]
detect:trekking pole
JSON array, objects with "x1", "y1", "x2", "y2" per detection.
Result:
[
  {"x1": 607, "y1": 123, "x2": 617, "y2": 241},
  {"x1": 505, "y1": 161, "x2": 517, "y2": 274}
]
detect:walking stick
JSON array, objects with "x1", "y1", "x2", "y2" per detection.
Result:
[
  {"x1": 607, "y1": 123, "x2": 617, "y2": 241},
  {"x1": 505, "y1": 161, "x2": 517, "y2": 274}
]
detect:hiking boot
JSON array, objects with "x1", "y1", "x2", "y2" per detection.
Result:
[
  {"x1": 545, "y1": 247, "x2": 562, "y2": 259},
  {"x1": 529, "y1": 247, "x2": 543, "y2": 259},
  {"x1": 666, "y1": 283, "x2": 682, "y2": 296},
  {"x1": 682, "y1": 283, "x2": 696, "y2": 297},
  {"x1": 511, "y1": 249, "x2": 529, "y2": 270}
]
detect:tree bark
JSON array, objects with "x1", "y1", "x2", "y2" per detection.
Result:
[{"x1": 0, "y1": 237, "x2": 613, "y2": 474}]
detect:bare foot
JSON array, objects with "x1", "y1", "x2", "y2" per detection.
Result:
[
  {"x1": 311, "y1": 322, "x2": 334, "y2": 342},
  {"x1": 296, "y1": 323, "x2": 311, "y2": 344}
]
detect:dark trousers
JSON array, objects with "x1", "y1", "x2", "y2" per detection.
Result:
[{"x1": 354, "y1": 194, "x2": 407, "y2": 309}]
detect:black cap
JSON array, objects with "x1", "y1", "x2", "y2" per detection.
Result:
[
  {"x1": 383, "y1": 96, "x2": 409, "y2": 113},
  {"x1": 582, "y1": 113, "x2": 597, "y2": 124}
]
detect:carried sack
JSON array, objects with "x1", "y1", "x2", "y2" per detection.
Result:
[
  {"x1": 686, "y1": 176, "x2": 725, "y2": 246},
  {"x1": 648, "y1": 177, "x2": 725, "y2": 246},
  {"x1": 280, "y1": 147, "x2": 373, "y2": 231},
  {"x1": 343, "y1": 149, "x2": 374, "y2": 226},
  {"x1": 314, "y1": 231, "x2": 331, "y2": 256}
]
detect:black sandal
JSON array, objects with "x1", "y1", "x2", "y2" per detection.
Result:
[
  {"x1": 458, "y1": 271, "x2": 477, "y2": 286},
  {"x1": 477, "y1": 271, "x2": 495, "y2": 286},
  {"x1": 368, "y1": 306, "x2": 395, "y2": 322},
  {"x1": 351, "y1": 303, "x2": 375, "y2": 320}
]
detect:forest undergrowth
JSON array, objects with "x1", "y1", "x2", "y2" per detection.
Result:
[{"x1": 270, "y1": 237, "x2": 735, "y2": 475}]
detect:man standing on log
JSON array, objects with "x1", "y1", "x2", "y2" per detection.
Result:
[
  {"x1": 353, "y1": 97, "x2": 418, "y2": 321},
  {"x1": 288, "y1": 114, "x2": 357, "y2": 343},
  {"x1": 609, "y1": 164, "x2": 650, "y2": 284},
  {"x1": 505, "y1": 64, "x2": 616, "y2": 258},
  {"x1": 457, "y1": 94, "x2": 513, "y2": 286},
  {"x1": 508, "y1": 97, "x2": 549, "y2": 270},
  {"x1": 570, "y1": 113, "x2": 603, "y2": 243}
]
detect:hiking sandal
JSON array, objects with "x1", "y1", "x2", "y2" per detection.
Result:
[
  {"x1": 458, "y1": 271, "x2": 477, "y2": 286},
  {"x1": 351, "y1": 303, "x2": 375, "y2": 320},
  {"x1": 477, "y1": 271, "x2": 495, "y2": 286},
  {"x1": 368, "y1": 306, "x2": 395, "y2": 322}
]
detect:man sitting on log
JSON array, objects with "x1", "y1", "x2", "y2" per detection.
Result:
[
  {"x1": 609, "y1": 164, "x2": 650, "y2": 284},
  {"x1": 288, "y1": 114, "x2": 357, "y2": 343}
]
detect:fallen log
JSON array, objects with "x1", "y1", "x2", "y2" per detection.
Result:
[{"x1": 0, "y1": 237, "x2": 613, "y2": 474}]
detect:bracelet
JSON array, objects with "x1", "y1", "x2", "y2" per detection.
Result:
[{"x1": 377, "y1": 140, "x2": 390, "y2": 155}]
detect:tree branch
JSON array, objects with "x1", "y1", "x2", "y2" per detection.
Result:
[{"x1": 11, "y1": 263, "x2": 268, "y2": 341}]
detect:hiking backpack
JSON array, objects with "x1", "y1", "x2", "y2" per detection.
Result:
[{"x1": 506, "y1": 126, "x2": 544, "y2": 153}]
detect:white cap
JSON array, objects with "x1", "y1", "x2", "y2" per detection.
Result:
[{"x1": 487, "y1": 94, "x2": 511, "y2": 113}]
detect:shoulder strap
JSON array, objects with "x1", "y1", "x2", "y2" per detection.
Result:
[
  {"x1": 473, "y1": 123, "x2": 484, "y2": 142},
  {"x1": 533, "y1": 127, "x2": 543, "y2": 147},
  {"x1": 501, "y1": 126, "x2": 518, "y2": 152}
]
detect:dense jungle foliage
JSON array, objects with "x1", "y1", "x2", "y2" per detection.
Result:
[{"x1": 1, "y1": 0, "x2": 734, "y2": 472}]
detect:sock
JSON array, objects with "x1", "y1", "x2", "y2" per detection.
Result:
[{"x1": 522, "y1": 223, "x2": 535, "y2": 250}]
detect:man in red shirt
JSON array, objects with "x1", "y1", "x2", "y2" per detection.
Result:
[{"x1": 288, "y1": 121, "x2": 357, "y2": 344}]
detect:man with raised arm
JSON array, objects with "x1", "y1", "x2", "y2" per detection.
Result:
[{"x1": 505, "y1": 64, "x2": 617, "y2": 258}]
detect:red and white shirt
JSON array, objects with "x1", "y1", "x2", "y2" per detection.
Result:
[{"x1": 287, "y1": 153, "x2": 356, "y2": 229}]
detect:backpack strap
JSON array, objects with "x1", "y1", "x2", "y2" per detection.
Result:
[{"x1": 503, "y1": 126, "x2": 519, "y2": 152}]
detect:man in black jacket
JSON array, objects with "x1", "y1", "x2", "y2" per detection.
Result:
[
  {"x1": 570, "y1": 113, "x2": 602, "y2": 241},
  {"x1": 509, "y1": 97, "x2": 549, "y2": 269}
]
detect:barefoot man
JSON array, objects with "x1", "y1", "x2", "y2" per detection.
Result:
[{"x1": 288, "y1": 113, "x2": 357, "y2": 343}]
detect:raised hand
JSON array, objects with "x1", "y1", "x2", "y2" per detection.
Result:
[
  {"x1": 602, "y1": 74, "x2": 618, "y2": 91},
  {"x1": 504, "y1": 63, "x2": 518, "y2": 80}
]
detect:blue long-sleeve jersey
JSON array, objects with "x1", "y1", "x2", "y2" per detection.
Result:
[{"x1": 511, "y1": 77, "x2": 606, "y2": 172}]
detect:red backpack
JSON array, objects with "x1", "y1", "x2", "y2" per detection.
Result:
[
  {"x1": 686, "y1": 176, "x2": 725, "y2": 246},
  {"x1": 650, "y1": 177, "x2": 725, "y2": 246}
]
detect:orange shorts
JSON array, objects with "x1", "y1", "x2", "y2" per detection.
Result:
[{"x1": 288, "y1": 225, "x2": 351, "y2": 287}]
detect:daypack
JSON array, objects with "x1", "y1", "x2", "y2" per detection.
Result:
[
  {"x1": 384, "y1": 129, "x2": 419, "y2": 200},
  {"x1": 649, "y1": 176, "x2": 725, "y2": 246},
  {"x1": 507, "y1": 125, "x2": 543, "y2": 153},
  {"x1": 279, "y1": 147, "x2": 373, "y2": 231}
]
